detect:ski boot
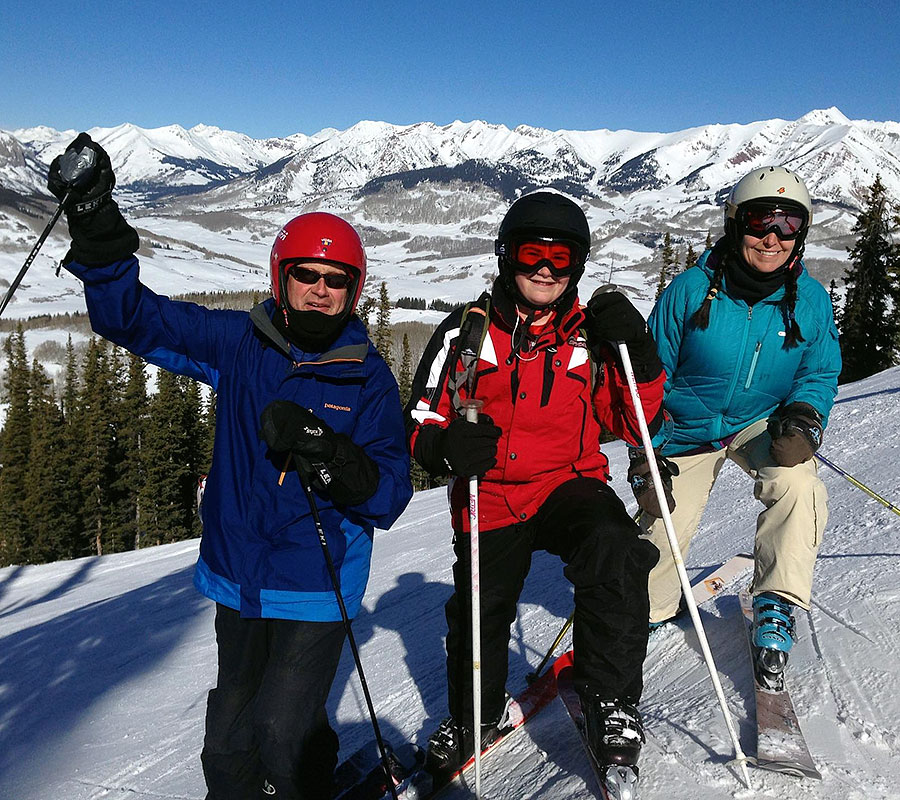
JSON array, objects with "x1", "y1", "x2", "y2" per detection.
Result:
[
  {"x1": 580, "y1": 695, "x2": 643, "y2": 800},
  {"x1": 581, "y1": 695, "x2": 645, "y2": 766},
  {"x1": 423, "y1": 716, "x2": 505, "y2": 781},
  {"x1": 752, "y1": 591, "x2": 796, "y2": 690}
]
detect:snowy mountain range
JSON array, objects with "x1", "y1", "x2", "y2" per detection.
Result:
[
  {"x1": 2, "y1": 364, "x2": 899, "y2": 800},
  {"x1": 2, "y1": 107, "x2": 899, "y2": 331}
]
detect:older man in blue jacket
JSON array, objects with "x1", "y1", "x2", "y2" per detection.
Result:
[{"x1": 49, "y1": 134, "x2": 412, "y2": 800}]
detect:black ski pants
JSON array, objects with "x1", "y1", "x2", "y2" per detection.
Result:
[
  {"x1": 201, "y1": 604, "x2": 346, "y2": 800},
  {"x1": 445, "y1": 477, "x2": 659, "y2": 727}
]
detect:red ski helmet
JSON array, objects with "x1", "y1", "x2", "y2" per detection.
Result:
[{"x1": 269, "y1": 212, "x2": 367, "y2": 316}]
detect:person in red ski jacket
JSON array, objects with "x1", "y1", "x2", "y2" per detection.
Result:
[{"x1": 404, "y1": 191, "x2": 665, "y2": 777}]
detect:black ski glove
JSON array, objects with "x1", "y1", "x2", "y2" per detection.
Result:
[
  {"x1": 767, "y1": 402, "x2": 823, "y2": 467},
  {"x1": 583, "y1": 292, "x2": 662, "y2": 382},
  {"x1": 627, "y1": 447, "x2": 679, "y2": 517},
  {"x1": 260, "y1": 400, "x2": 380, "y2": 506},
  {"x1": 48, "y1": 133, "x2": 139, "y2": 266},
  {"x1": 414, "y1": 415, "x2": 501, "y2": 478}
]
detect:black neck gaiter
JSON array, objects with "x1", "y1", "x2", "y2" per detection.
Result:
[
  {"x1": 725, "y1": 250, "x2": 788, "y2": 306},
  {"x1": 274, "y1": 307, "x2": 346, "y2": 351}
]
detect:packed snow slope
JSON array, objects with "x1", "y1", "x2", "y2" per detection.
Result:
[{"x1": 1, "y1": 367, "x2": 899, "y2": 800}]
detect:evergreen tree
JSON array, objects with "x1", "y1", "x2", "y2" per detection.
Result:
[
  {"x1": 840, "y1": 175, "x2": 900, "y2": 383},
  {"x1": 75, "y1": 338, "x2": 119, "y2": 556},
  {"x1": 357, "y1": 296, "x2": 376, "y2": 334},
  {"x1": 398, "y1": 333, "x2": 412, "y2": 407},
  {"x1": 685, "y1": 242, "x2": 698, "y2": 270},
  {"x1": 374, "y1": 282, "x2": 393, "y2": 366},
  {"x1": 140, "y1": 370, "x2": 194, "y2": 545},
  {"x1": 61, "y1": 336, "x2": 79, "y2": 421},
  {"x1": 115, "y1": 352, "x2": 149, "y2": 550},
  {"x1": 24, "y1": 361, "x2": 77, "y2": 563},
  {"x1": 656, "y1": 232, "x2": 676, "y2": 299},
  {"x1": 202, "y1": 390, "x2": 217, "y2": 470},
  {"x1": 828, "y1": 279, "x2": 842, "y2": 329},
  {"x1": 183, "y1": 377, "x2": 207, "y2": 538},
  {"x1": 59, "y1": 335, "x2": 86, "y2": 557},
  {"x1": 705, "y1": 231, "x2": 713, "y2": 250},
  {"x1": 0, "y1": 327, "x2": 31, "y2": 565}
]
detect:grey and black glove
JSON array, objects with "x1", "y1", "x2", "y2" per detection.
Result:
[
  {"x1": 583, "y1": 292, "x2": 662, "y2": 382},
  {"x1": 47, "y1": 132, "x2": 139, "y2": 266},
  {"x1": 767, "y1": 402, "x2": 823, "y2": 467},
  {"x1": 260, "y1": 400, "x2": 380, "y2": 506},
  {"x1": 413, "y1": 415, "x2": 501, "y2": 478},
  {"x1": 628, "y1": 447, "x2": 679, "y2": 517}
]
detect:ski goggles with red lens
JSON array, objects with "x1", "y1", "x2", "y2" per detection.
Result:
[
  {"x1": 496, "y1": 237, "x2": 588, "y2": 277},
  {"x1": 286, "y1": 263, "x2": 353, "y2": 290},
  {"x1": 737, "y1": 204, "x2": 808, "y2": 240}
]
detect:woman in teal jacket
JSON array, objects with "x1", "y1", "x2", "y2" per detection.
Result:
[{"x1": 635, "y1": 166, "x2": 840, "y2": 689}]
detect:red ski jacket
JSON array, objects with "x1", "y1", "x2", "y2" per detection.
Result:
[{"x1": 406, "y1": 292, "x2": 665, "y2": 532}]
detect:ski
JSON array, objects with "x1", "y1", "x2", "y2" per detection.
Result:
[
  {"x1": 738, "y1": 589, "x2": 822, "y2": 780},
  {"x1": 335, "y1": 553, "x2": 754, "y2": 799},
  {"x1": 334, "y1": 664, "x2": 559, "y2": 799},
  {"x1": 554, "y1": 650, "x2": 639, "y2": 800},
  {"x1": 689, "y1": 552, "x2": 753, "y2": 606}
]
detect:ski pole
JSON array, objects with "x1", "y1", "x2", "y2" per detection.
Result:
[
  {"x1": 815, "y1": 452, "x2": 900, "y2": 518},
  {"x1": 526, "y1": 612, "x2": 573, "y2": 684},
  {"x1": 297, "y1": 467, "x2": 400, "y2": 800},
  {"x1": 0, "y1": 193, "x2": 70, "y2": 317},
  {"x1": 461, "y1": 397, "x2": 485, "y2": 799},
  {"x1": 609, "y1": 321, "x2": 753, "y2": 790},
  {"x1": 1, "y1": 142, "x2": 98, "y2": 318}
]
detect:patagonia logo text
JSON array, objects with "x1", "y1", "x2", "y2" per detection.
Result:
[{"x1": 324, "y1": 402, "x2": 352, "y2": 412}]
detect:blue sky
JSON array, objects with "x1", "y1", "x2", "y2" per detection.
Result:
[{"x1": 3, "y1": 0, "x2": 898, "y2": 138}]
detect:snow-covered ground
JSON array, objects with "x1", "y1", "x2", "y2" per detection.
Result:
[{"x1": 1, "y1": 368, "x2": 899, "y2": 800}]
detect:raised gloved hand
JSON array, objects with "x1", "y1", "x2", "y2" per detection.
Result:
[
  {"x1": 47, "y1": 133, "x2": 138, "y2": 265},
  {"x1": 260, "y1": 400, "x2": 380, "y2": 506},
  {"x1": 767, "y1": 402, "x2": 823, "y2": 467},
  {"x1": 584, "y1": 291, "x2": 662, "y2": 382},
  {"x1": 627, "y1": 448, "x2": 679, "y2": 517}
]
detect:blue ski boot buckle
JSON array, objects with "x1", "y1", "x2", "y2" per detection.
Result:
[{"x1": 752, "y1": 592, "x2": 796, "y2": 653}]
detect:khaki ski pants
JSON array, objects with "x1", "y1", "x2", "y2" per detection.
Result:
[{"x1": 642, "y1": 418, "x2": 827, "y2": 623}]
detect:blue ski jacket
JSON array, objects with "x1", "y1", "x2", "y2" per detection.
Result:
[
  {"x1": 648, "y1": 250, "x2": 841, "y2": 456},
  {"x1": 66, "y1": 256, "x2": 413, "y2": 621}
]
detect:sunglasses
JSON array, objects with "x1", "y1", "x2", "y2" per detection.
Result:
[
  {"x1": 738, "y1": 205, "x2": 808, "y2": 240},
  {"x1": 286, "y1": 264, "x2": 352, "y2": 290},
  {"x1": 498, "y1": 237, "x2": 586, "y2": 277}
]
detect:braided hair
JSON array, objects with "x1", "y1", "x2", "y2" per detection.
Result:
[
  {"x1": 689, "y1": 238, "x2": 728, "y2": 331},
  {"x1": 781, "y1": 258, "x2": 805, "y2": 347}
]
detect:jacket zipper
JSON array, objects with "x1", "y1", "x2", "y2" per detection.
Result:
[
  {"x1": 745, "y1": 341, "x2": 762, "y2": 389},
  {"x1": 722, "y1": 306, "x2": 753, "y2": 413}
]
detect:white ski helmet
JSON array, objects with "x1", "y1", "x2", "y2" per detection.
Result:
[{"x1": 725, "y1": 166, "x2": 812, "y2": 241}]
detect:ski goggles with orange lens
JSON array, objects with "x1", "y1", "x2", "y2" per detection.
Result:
[
  {"x1": 496, "y1": 237, "x2": 588, "y2": 277},
  {"x1": 286, "y1": 263, "x2": 353, "y2": 290},
  {"x1": 737, "y1": 204, "x2": 808, "y2": 240}
]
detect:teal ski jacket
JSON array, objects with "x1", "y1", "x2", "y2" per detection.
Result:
[{"x1": 649, "y1": 249, "x2": 841, "y2": 456}]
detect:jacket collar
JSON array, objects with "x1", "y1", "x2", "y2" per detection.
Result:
[{"x1": 250, "y1": 299, "x2": 368, "y2": 364}]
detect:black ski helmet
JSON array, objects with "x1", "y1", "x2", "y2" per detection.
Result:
[{"x1": 494, "y1": 191, "x2": 591, "y2": 310}]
